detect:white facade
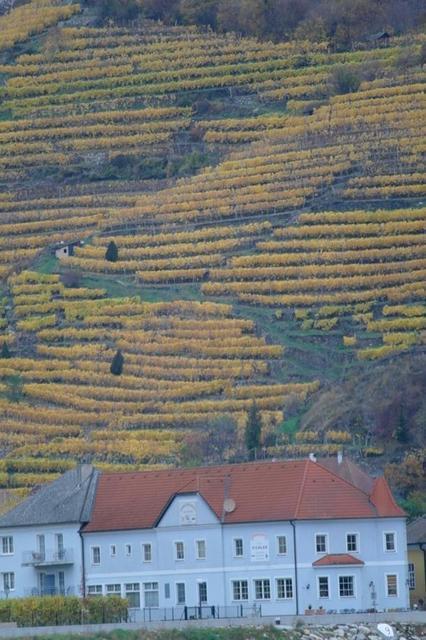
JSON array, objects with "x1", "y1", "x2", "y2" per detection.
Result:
[
  {"x1": 82, "y1": 493, "x2": 410, "y2": 617},
  {"x1": 0, "y1": 523, "x2": 83, "y2": 597}
]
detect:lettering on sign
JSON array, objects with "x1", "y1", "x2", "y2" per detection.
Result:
[{"x1": 250, "y1": 533, "x2": 269, "y2": 561}]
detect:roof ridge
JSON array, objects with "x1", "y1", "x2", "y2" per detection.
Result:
[{"x1": 294, "y1": 459, "x2": 310, "y2": 519}]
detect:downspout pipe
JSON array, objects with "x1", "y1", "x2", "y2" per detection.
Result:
[
  {"x1": 290, "y1": 520, "x2": 299, "y2": 616},
  {"x1": 79, "y1": 528, "x2": 86, "y2": 597}
]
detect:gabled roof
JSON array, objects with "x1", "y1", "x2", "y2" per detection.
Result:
[
  {"x1": 0, "y1": 465, "x2": 99, "y2": 528},
  {"x1": 407, "y1": 516, "x2": 426, "y2": 545},
  {"x1": 84, "y1": 459, "x2": 404, "y2": 533},
  {"x1": 313, "y1": 553, "x2": 364, "y2": 567}
]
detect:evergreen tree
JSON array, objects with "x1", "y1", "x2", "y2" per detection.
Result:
[
  {"x1": 110, "y1": 349, "x2": 124, "y2": 375},
  {"x1": 105, "y1": 240, "x2": 118, "y2": 262},
  {"x1": 245, "y1": 400, "x2": 262, "y2": 461},
  {"x1": 0, "y1": 342, "x2": 11, "y2": 359},
  {"x1": 395, "y1": 402, "x2": 409, "y2": 443}
]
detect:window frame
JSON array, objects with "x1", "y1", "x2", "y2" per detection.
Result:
[
  {"x1": 1, "y1": 536, "x2": 14, "y2": 556},
  {"x1": 276, "y1": 535, "x2": 287, "y2": 556},
  {"x1": 385, "y1": 573, "x2": 398, "y2": 597},
  {"x1": 174, "y1": 541, "x2": 185, "y2": 561},
  {"x1": 338, "y1": 575, "x2": 355, "y2": 598},
  {"x1": 143, "y1": 581, "x2": 159, "y2": 608},
  {"x1": 142, "y1": 542, "x2": 152, "y2": 563},
  {"x1": 315, "y1": 533, "x2": 328, "y2": 554},
  {"x1": 231, "y1": 579, "x2": 249, "y2": 601},
  {"x1": 176, "y1": 581, "x2": 186, "y2": 605},
  {"x1": 195, "y1": 539, "x2": 206, "y2": 560},
  {"x1": 276, "y1": 577, "x2": 293, "y2": 600},
  {"x1": 253, "y1": 578, "x2": 271, "y2": 600},
  {"x1": 383, "y1": 531, "x2": 397, "y2": 552},
  {"x1": 87, "y1": 584, "x2": 103, "y2": 596},
  {"x1": 2, "y1": 572, "x2": 15, "y2": 592},
  {"x1": 198, "y1": 580, "x2": 208, "y2": 604},
  {"x1": 233, "y1": 537, "x2": 244, "y2": 558},
  {"x1": 106, "y1": 583, "x2": 121, "y2": 595},
  {"x1": 91, "y1": 545, "x2": 101, "y2": 566},
  {"x1": 408, "y1": 563, "x2": 416, "y2": 590},
  {"x1": 317, "y1": 575, "x2": 330, "y2": 599},
  {"x1": 110, "y1": 544, "x2": 116, "y2": 557},
  {"x1": 346, "y1": 532, "x2": 359, "y2": 553},
  {"x1": 125, "y1": 543, "x2": 132, "y2": 557}
]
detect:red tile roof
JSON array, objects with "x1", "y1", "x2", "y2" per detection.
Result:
[
  {"x1": 84, "y1": 459, "x2": 404, "y2": 533},
  {"x1": 369, "y1": 476, "x2": 406, "y2": 517},
  {"x1": 313, "y1": 553, "x2": 365, "y2": 567}
]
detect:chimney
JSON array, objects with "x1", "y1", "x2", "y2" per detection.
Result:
[
  {"x1": 337, "y1": 451, "x2": 343, "y2": 465},
  {"x1": 309, "y1": 453, "x2": 316, "y2": 462}
]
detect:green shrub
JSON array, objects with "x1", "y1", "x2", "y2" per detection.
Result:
[{"x1": 1, "y1": 596, "x2": 128, "y2": 627}]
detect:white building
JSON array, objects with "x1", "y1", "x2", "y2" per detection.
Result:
[{"x1": 0, "y1": 458, "x2": 410, "y2": 618}]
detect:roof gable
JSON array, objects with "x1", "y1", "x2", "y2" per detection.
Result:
[{"x1": 0, "y1": 465, "x2": 99, "y2": 528}]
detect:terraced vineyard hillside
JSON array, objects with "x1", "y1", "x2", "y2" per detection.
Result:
[{"x1": 0, "y1": 0, "x2": 424, "y2": 509}]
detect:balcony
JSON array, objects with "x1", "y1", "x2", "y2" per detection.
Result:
[{"x1": 22, "y1": 548, "x2": 74, "y2": 566}]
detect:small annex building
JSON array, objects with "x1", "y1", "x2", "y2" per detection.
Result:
[
  {"x1": 0, "y1": 464, "x2": 98, "y2": 597},
  {"x1": 407, "y1": 516, "x2": 426, "y2": 608},
  {"x1": 0, "y1": 458, "x2": 410, "y2": 617}
]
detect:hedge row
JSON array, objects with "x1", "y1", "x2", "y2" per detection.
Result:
[{"x1": 0, "y1": 595, "x2": 128, "y2": 627}]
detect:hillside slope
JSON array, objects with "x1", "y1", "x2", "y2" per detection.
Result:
[{"x1": 0, "y1": 1, "x2": 424, "y2": 505}]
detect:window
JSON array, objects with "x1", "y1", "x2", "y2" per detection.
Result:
[
  {"x1": 110, "y1": 545, "x2": 116, "y2": 557},
  {"x1": 56, "y1": 534, "x2": 64, "y2": 559},
  {"x1": 384, "y1": 532, "x2": 396, "y2": 552},
  {"x1": 346, "y1": 533, "x2": 358, "y2": 553},
  {"x1": 37, "y1": 534, "x2": 45, "y2": 555},
  {"x1": 1, "y1": 537, "x2": 13, "y2": 555},
  {"x1": 386, "y1": 574, "x2": 398, "y2": 597},
  {"x1": 144, "y1": 582, "x2": 159, "y2": 607},
  {"x1": 125, "y1": 583, "x2": 141, "y2": 608},
  {"x1": 125, "y1": 544, "x2": 132, "y2": 556},
  {"x1": 196, "y1": 539, "x2": 206, "y2": 559},
  {"x1": 234, "y1": 538, "x2": 243, "y2": 557},
  {"x1": 198, "y1": 581, "x2": 208, "y2": 603},
  {"x1": 106, "y1": 584, "x2": 121, "y2": 595},
  {"x1": 232, "y1": 580, "x2": 248, "y2": 601},
  {"x1": 276, "y1": 578, "x2": 293, "y2": 599},
  {"x1": 318, "y1": 576, "x2": 329, "y2": 598},
  {"x1": 88, "y1": 585, "x2": 102, "y2": 596},
  {"x1": 142, "y1": 543, "x2": 152, "y2": 562},
  {"x1": 315, "y1": 534, "x2": 327, "y2": 554},
  {"x1": 408, "y1": 563, "x2": 416, "y2": 590},
  {"x1": 175, "y1": 541, "x2": 184, "y2": 560},
  {"x1": 339, "y1": 576, "x2": 355, "y2": 597},
  {"x1": 254, "y1": 579, "x2": 271, "y2": 600},
  {"x1": 91, "y1": 546, "x2": 101, "y2": 565},
  {"x1": 277, "y1": 535, "x2": 287, "y2": 555},
  {"x1": 3, "y1": 573, "x2": 14, "y2": 592},
  {"x1": 176, "y1": 582, "x2": 186, "y2": 604},
  {"x1": 164, "y1": 583, "x2": 170, "y2": 599},
  {"x1": 59, "y1": 571, "x2": 65, "y2": 595}
]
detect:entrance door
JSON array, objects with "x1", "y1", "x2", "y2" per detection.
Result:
[{"x1": 41, "y1": 573, "x2": 56, "y2": 596}]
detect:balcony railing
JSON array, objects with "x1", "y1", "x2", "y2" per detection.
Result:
[
  {"x1": 22, "y1": 548, "x2": 74, "y2": 566},
  {"x1": 23, "y1": 586, "x2": 76, "y2": 597}
]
